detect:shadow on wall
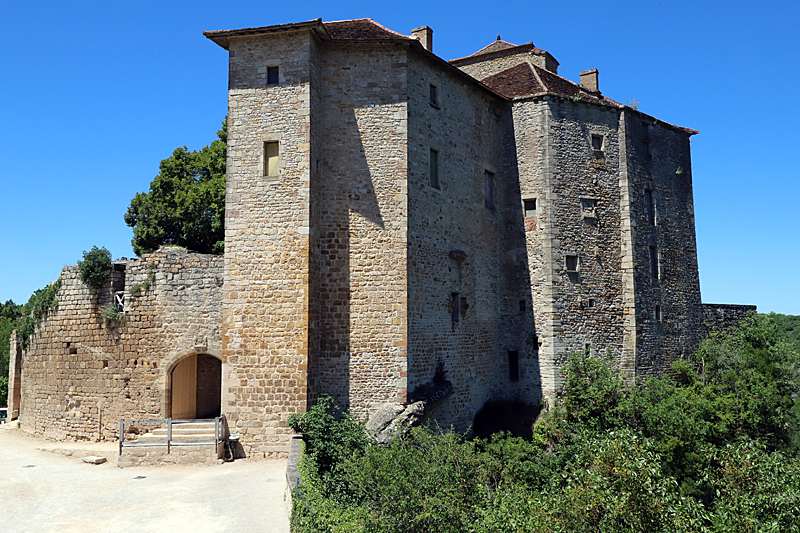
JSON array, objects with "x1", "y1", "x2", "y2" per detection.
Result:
[{"x1": 310, "y1": 105, "x2": 387, "y2": 411}]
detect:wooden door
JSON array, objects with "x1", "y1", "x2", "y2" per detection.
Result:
[{"x1": 170, "y1": 354, "x2": 197, "y2": 419}]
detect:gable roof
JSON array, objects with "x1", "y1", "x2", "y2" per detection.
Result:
[
  {"x1": 450, "y1": 40, "x2": 557, "y2": 69},
  {"x1": 204, "y1": 18, "x2": 416, "y2": 49}
]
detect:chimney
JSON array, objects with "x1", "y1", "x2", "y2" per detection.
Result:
[
  {"x1": 580, "y1": 68, "x2": 599, "y2": 93},
  {"x1": 412, "y1": 26, "x2": 433, "y2": 52}
]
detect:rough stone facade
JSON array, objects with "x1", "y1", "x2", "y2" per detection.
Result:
[
  {"x1": 11, "y1": 18, "x2": 745, "y2": 458},
  {"x1": 702, "y1": 303, "x2": 757, "y2": 336},
  {"x1": 13, "y1": 248, "x2": 222, "y2": 441}
]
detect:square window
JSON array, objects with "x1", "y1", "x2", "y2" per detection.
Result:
[
  {"x1": 429, "y1": 148, "x2": 440, "y2": 189},
  {"x1": 565, "y1": 255, "x2": 579, "y2": 272},
  {"x1": 429, "y1": 84, "x2": 438, "y2": 106},
  {"x1": 581, "y1": 198, "x2": 597, "y2": 219},
  {"x1": 264, "y1": 141, "x2": 279, "y2": 176},
  {"x1": 267, "y1": 66, "x2": 279, "y2": 85},
  {"x1": 484, "y1": 170, "x2": 494, "y2": 209},
  {"x1": 523, "y1": 198, "x2": 537, "y2": 217},
  {"x1": 591, "y1": 134, "x2": 604, "y2": 152}
]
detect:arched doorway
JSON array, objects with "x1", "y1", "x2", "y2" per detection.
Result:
[{"x1": 170, "y1": 354, "x2": 221, "y2": 419}]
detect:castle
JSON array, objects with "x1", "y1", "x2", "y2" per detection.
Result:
[{"x1": 7, "y1": 18, "x2": 753, "y2": 457}]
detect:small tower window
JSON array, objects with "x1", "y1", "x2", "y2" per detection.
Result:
[
  {"x1": 523, "y1": 198, "x2": 537, "y2": 217},
  {"x1": 565, "y1": 255, "x2": 579, "y2": 272},
  {"x1": 451, "y1": 292, "x2": 460, "y2": 322},
  {"x1": 649, "y1": 246, "x2": 659, "y2": 281},
  {"x1": 591, "y1": 134, "x2": 604, "y2": 154},
  {"x1": 267, "y1": 66, "x2": 279, "y2": 85},
  {"x1": 429, "y1": 84, "x2": 438, "y2": 106},
  {"x1": 655, "y1": 305, "x2": 662, "y2": 323},
  {"x1": 264, "y1": 141, "x2": 279, "y2": 176},
  {"x1": 508, "y1": 351, "x2": 519, "y2": 382},
  {"x1": 429, "y1": 148, "x2": 440, "y2": 189},
  {"x1": 484, "y1": 170, "x2": 494, "y2": 209},
  {"x1": 645, "y1": 189, "x2": 656, "y2": 226}
]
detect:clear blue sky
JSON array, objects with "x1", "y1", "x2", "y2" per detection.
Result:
[{"x1": 1, "y1": 0, "x2": 798, "y2": 314}]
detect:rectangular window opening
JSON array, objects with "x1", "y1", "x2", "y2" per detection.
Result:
[
  {"x1": 585, "y1": 343, "x2": 592, "y2": 355},
  {"x1": 429, "y1": 149, "x2": 440, "y2": 189},
  {"x1": 267, "y1": 66, "x2": 279, "y2": 85},
  {"x1": 649, "y1": 246, "x2": 659, "y2": 280},
  {"x1": 484, "y1": 170, "x2": 494, "y2": 209},
  {"x1": 645, "y1": 189, "x2": 656, "y2": 226},
  {"x1": 588, "y1": 298, "x2": 595, "y2": 308},
  {"x1": 533, "y1": 335, "x2": 540, "y2": 349},
  {"x1": 429, "y1": 84, "x2": 438, "y2": 106},
  {"x1": 655, "y1": 305, "x2": 662, "y2": 323},
  {"x1": 451, "y1": 292, "x2": 460, "y2": 322},
  {"x1": 264, "y1": 141, "x2": 279, "y2": 177},
  {"x1": 508, "y1": 351, "x2": 519, "y2": 382},
  {"x1": 523, "y1": 198, "x2": 537, "y2": 217},
  {"x1": 565, "y1": 255, "x2": 579, "y2": 272},
  {"x1": 591, "y1": 134, "x2": 604, "y2": 152},
  {"x1": 519, "y1": 300, "x2": 526, "y2": 313}
]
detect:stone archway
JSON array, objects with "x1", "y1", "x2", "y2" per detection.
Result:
[{"x1": 167, "y1": 353, "x2": 221, "y2": 419}]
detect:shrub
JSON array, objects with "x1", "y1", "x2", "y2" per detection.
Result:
[
  {"x1": 77, "y1": 246, "x2": 112, "y2": 290},
  {"x1": 101, "y1": 303, "x2": 126, "y2": 327}
]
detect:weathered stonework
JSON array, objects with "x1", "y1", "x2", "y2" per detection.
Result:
[
  {"x1": 15, "y1": 248, "x2": 222, "y2": 441},
  {"x1": 702, "y1": 304, "x2": 757, "y2": 336},
  {"x1": 11, "y1": 18, "x2": 747, "y2": 459}
]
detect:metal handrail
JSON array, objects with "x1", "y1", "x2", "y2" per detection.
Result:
[{"x1": 119, "y1": 415, "x2": 228, "y2": 456}]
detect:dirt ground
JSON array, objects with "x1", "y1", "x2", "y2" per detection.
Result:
[{"x1": 0, "y1": 424, "x2": 290, "y2": 533}]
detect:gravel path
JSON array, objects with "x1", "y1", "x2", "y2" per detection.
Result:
[{"x1": 0, "y1": 424, "x2": 290, "y2": 533}]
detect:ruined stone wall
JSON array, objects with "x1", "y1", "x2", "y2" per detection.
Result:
[
  {"x1": 310, "y1": 42, "x2": 409, "y2": 415},
  {"x1": 18, "y1": 248, "x2": 222, "y2": 441},
  {"x1": 621, "y1": 113, "x2": 704, "y2": 376},
  {"x1": 406, "y1": 49, "x2": 515, "y2": 431},
  {"x1": 702, "y1": 304, "x2": 756, "y2": 336},
  {"x1": 224, "y1": 30, "x2": 314, "y2": 456},
  {"x1": 453, "y1": 48, "x2": 556, "y2": 81}
]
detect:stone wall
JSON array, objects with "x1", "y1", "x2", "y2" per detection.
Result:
[
  {"x1": 224, "y1": 29, "x2": 316, "y2": 457},
  {"x1": 7, "y1": 330, "x2": 21, "y2": 419},
  {"x1": 406, "y1": 48, "x2": 523, "y2": 431},
  {"x1": 622, "y1": 113, "x2": 704, "y2": 376},
  {"x1": 18, "y1": 247, "x2": 222, "y2": 441},
  {"x1": 702, "y1": 303, "x2": 757, "y2": 336},
  {"x1": 310, "y1": 42, "x2": 409, "y2": 416}
]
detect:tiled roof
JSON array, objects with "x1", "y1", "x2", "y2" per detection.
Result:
[
  {"x1": 450, "y1": 41, "x2": 550, "y2": 65},
  {"x1": 482, "y1": 61, "x2": 612, "y2": 104},
  {"x1": 323, "y1": 18, "x2": 415, "y2": 41}
]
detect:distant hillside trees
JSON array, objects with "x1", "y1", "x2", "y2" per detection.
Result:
[
  {"x1": 124, "y1": 119, "x2": 226, "y2": 257},
  {"x1": 0, "y1": 300, "x2": 23, "y2": 406}
]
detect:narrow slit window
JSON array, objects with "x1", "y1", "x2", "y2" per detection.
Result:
[
  {"x1": 429, "y1": 148, "x2": 439, "y2": 189},
  {"x1": 508, "y1": 351, "x2": 519, "y2": 382},
  {"x1": 645, "y1": 189, "x2": 656, "y2": 226},
  {"x1": 264, "y1": 141, "x2": 279, "y2": 177},
  {"x1": 519, "y1": 300, "x2": 526, "y2": 313},
  {"x1": 524, "y1": 198, "x2": 537, "y2": 217},
  {"x1": 655, "y1": 305, "x2": 662, "y2": 323},
  {"x1": 484, "y1": 170, "x2": 494, "y2": 209},
  {"x1": 451, "y1": 292, "x2": 460, "y2": 322},
  {"x1": 267, "y1": 66, "x2": 279, "y2": 85},
  {"x1": 649, "y1": 246, "x2": 659, "y2": 280},
  {"x1": 588, "y1": 298, "x2": 595, "y2": 308},
  {"x1": 429, "y1": 84, "x2": 438, "y2": 106}
]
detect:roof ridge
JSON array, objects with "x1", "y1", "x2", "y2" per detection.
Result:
[
  {"x1": 526, "y1": 61, "x2": 546, "y2": 91},
  {"x1": 323, "y1": 18, "x2": 414, "y2": 40}
]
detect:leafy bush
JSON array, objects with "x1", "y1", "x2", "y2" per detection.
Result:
[
  {"x1": 101, "y1": 303, "x2": 126, "y2": 327},
  {"x1": 19, "y1": 279, "x2": 61, "y2": 350},
  {"x1": 289, "y1": 315, "x2": 800, "y2": 532},
  {"x1": 77, "y1": 246, "x2": 112, "y2": 290}
]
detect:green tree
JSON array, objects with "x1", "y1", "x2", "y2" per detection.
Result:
[
  {"x1": 124, "y1": 119, "x2": 226, "y2": 256},
  {"x1": 0, "y1": 300, "x2": 23, "y2": 406}
]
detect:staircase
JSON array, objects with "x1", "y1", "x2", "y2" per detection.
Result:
[{"x1": 118, "y1": 417, "x2": 227, "y2": 467}]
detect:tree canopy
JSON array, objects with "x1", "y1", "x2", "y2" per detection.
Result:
[{"x1": 124, "y1": 119, "x2": 226, "y2": 256}]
